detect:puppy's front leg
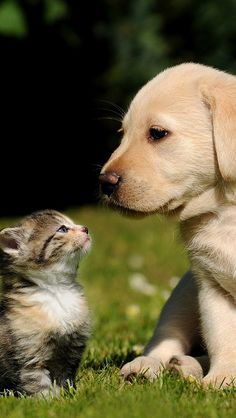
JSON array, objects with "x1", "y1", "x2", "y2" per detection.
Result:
[
  {"x1": 199, "y1": 279, "x2": 236, "y2": 388},
  {"x1": 121, "y1": 271, "x2": 201, "y2": 380}
]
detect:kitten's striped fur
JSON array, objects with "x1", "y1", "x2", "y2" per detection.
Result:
[{"x1": 0, "y1": 210, "x2": 91, "y2": 396}]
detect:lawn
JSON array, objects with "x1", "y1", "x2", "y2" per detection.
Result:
[{"x1": 1, "y1": 206, "x2": 236, "y2": 418}]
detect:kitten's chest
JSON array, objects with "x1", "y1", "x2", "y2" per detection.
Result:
[{"x1": 16, "y1": 285, "x2": 89, "y2": 334}]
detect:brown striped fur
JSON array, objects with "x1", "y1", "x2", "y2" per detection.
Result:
[{"x1": 0, "y1": 210, "x2": 91, "y2": 396}]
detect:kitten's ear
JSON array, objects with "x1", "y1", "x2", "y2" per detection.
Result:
[{"x1": 0, "y1": 227, "x2": 22, "y2": 255}]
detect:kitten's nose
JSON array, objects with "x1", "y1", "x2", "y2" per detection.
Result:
[
  {"x1": 99, "y1": 172, "x2": 121, "y2": 197},
  {"x1": 80, "y1": 226, "x2": 88, "y2": 234}
]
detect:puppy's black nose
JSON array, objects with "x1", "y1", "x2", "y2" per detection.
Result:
[{"x1": 99, "y1": 172, "x2": 121, "y2": 197}]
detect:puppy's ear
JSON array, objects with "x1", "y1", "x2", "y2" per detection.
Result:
[
  {"x1": 201, "y1": 84, "x2": 236, "y2": 182},
  {"x1": 0, "y1": 227, "x2": 22, "y2": 255}
]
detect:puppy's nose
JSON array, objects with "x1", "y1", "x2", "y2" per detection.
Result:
[{"x1": 99, "y1": 172, "x2": 121, "y2": 197}]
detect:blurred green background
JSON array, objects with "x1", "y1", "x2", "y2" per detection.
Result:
[{"x1": 1, "y1": 0, "x2": 236, "y2": 214}]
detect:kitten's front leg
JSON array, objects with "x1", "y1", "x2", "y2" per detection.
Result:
[
  {"x1": 19, "y1": 368, "x2": 60, "y2": 397},
  {"x1": 199, "y1": 279, "x2": 236, "y2": 388}
]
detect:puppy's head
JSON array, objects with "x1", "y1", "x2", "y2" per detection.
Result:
[{"x1": 99, "y1": 63, "x2": 236, "y2": 219}]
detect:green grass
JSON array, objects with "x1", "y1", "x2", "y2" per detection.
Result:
[{"x1": 1, "y1": 206, "x2": 236, "y2": 418}]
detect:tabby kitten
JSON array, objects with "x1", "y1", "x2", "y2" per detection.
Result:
[{"x1": 0, "y1": 209, "x2": 91, "y2": 396}]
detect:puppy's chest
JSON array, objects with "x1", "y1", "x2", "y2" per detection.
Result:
[{"x1": 187, "y1": 215, "x2": 236, "y2": 293}]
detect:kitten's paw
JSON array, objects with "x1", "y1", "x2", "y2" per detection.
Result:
[
  {"x1": 120, "y1": 356, "x2": 164, "y2": 381},
  {"x1": 168, "y1": 355, "x2": 205, "y2": 380},
  {"x1": 34, "y1": 385, "x2": 61, "y2": 398}
]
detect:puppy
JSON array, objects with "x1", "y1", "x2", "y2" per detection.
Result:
[{"x1": 99, "y1": 63, "x2": 236, "y2": 388}]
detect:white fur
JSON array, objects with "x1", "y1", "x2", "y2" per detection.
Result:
[
  {"x1": 22, "y1": 262, "x2": 89, "y2": 333},
  {"x1": 28, "y1": 284, "x2": 84, "y2": 329}
]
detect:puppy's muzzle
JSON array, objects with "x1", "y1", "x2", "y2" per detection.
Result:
[{"x1": 99, "y1": 172, "x2": 121, "y2": 197}]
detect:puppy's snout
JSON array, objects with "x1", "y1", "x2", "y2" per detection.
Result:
[{"x1": 99, "y1": 172, "x2": 121, "y2": 197}]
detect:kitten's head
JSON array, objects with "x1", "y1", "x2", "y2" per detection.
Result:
[{"x1": 0, "y1": 210, "x2": 91, "y2": 275}]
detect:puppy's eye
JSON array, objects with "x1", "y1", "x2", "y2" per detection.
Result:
[
  {"x1": 149, "y1": 127, "x2": 168, "y2": 141},
  {"x1": 57, "y1": 225, "x2": 69, "y2": 233}
]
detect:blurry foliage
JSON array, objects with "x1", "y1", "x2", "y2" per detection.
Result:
[
  {"x1": 1, "y1": 0, "x2": 236, "y2": 212},
  {"x1": 1, "y1": 0, "x2": 236, "y2": 107},
  {"x1": 91, "y1": 0, "x2": 236, "y2": 106},
  {"x1": 44, "y1": 0, "x2": 68, "y2": 24},
  {"x1": 0, "y1": 0, "x2": 26, "y2": 36},
  {"x1": 154, "y1": 0, "x2": 236, "y2": 73},
  {"x1": 96, "y1": 0, "x2": 169, "y2": 106}
]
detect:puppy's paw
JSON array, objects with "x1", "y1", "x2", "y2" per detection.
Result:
[
  {"x1": 168, "y1": 355, "x2": 205, "y2": 380},
  {"x1": 203, "y1": 370, "x2": 236, "y2": 389},
  {"x1": 120, "y1": 356, "x2": 164, "y2": 381}
]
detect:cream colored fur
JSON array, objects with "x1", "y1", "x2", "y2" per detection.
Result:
[{"x1": 101, "y1": 63, "x2": 236, "y2": 388}]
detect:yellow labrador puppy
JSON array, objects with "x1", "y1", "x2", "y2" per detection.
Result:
[{"x1": 99, "y1": 63, "x2": 236, "y2": 388}]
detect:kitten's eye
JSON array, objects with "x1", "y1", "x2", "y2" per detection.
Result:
[
  {"x1": 149, "y1": 126, "x2": 169, "y2": 141},
  {"x1": 57, "y1": 225, "x2": 69, "y2": 233}
]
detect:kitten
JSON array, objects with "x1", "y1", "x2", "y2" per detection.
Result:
[{"x1": 0, "y1": 209, "x2": 91, "y2": 396}]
